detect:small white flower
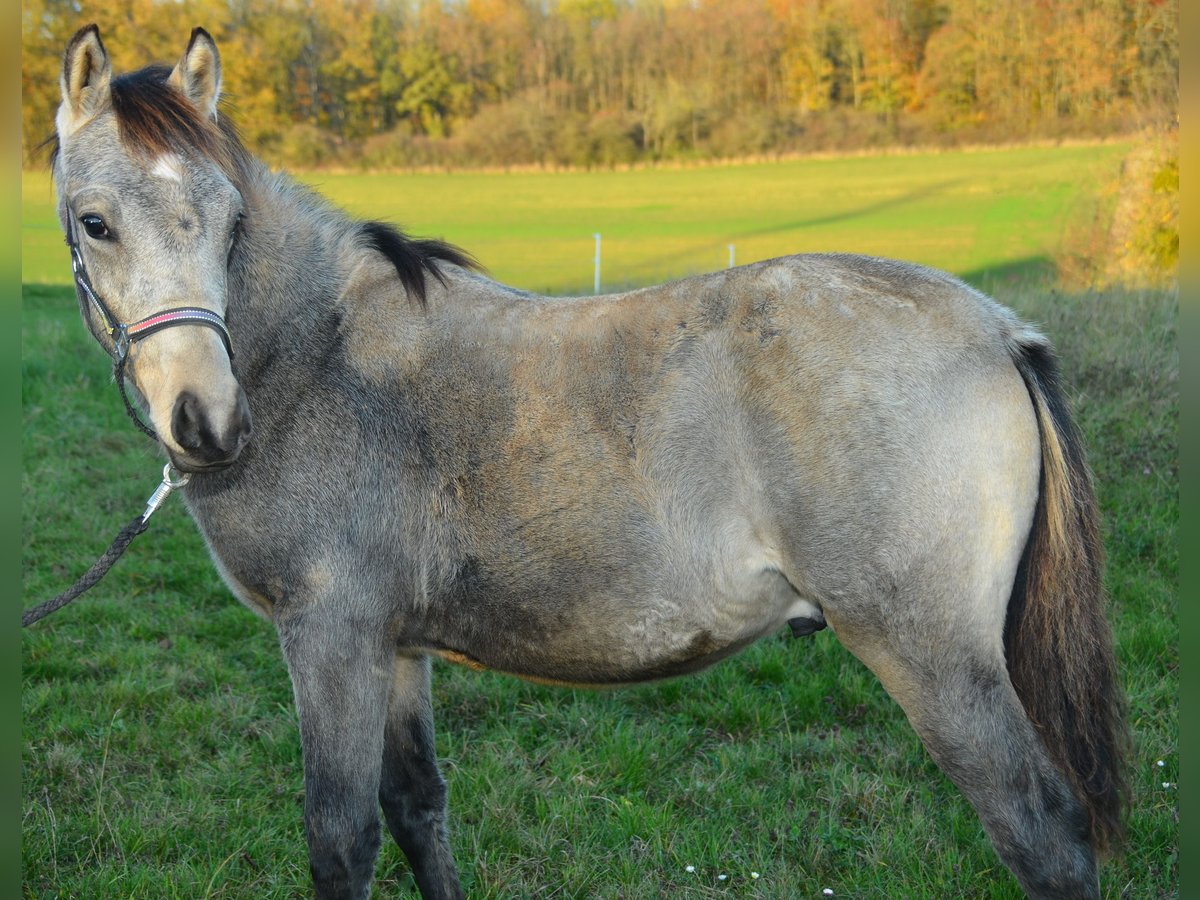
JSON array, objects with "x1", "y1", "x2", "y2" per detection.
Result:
[
  {"x1": 1157, "y1": 760, "x2": 1166, "y2": 767},
  {"x1": 685, "y1": 865, "x2": 695, "y2": 873},
  {"x1": 1163, "y1": 782, "x2": 1172, "y2": 789},
  {"x1": 751, "y1": 871, "x2": 760, "y2": 879},
  {"x1": 823, "y1": 890, "x2": 835, "y2": 896},
  {"x1": 718, "y1": 874, "x2": 727, "y2": 881}
]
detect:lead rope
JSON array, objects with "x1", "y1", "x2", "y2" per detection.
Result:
[{"x1": 22, "y1": 464, "x2": 190, "y2": 627}]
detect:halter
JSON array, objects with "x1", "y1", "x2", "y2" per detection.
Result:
[{"x1": 66, "y1": 211, "x2": 234, "y2": 440}]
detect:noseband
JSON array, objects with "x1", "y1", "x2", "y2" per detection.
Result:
[{"x1": 66, "y1": 212, "x2": 235, "y2": 440}]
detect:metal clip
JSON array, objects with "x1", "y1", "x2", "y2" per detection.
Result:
[{"x1": 142, "y1": 463, "x2": 191, "y2": 522}]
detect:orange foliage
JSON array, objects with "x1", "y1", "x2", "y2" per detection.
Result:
[{"x1": 22, "y1": 0, "x2": 1178, "y2": 168}]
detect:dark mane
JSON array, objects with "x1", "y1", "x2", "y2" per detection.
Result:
[{"x1": 358, "y1": 221, "x2": 480, "y2": 307}]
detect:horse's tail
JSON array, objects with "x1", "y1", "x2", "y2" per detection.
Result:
[{"x1": 1005, "y1": 333, "x2": 1129, "y2": 857}]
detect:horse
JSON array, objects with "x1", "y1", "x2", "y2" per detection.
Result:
[{"x1": 47, "y1": 23, "x2": 1127, "y2": 899}]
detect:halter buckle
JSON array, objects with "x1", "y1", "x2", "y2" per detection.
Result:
[{"x1": 112, "y1": 325, "x2": 130, "y2": 361}]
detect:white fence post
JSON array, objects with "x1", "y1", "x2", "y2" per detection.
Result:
[
  {"x1": 728, "y1": 244, "x2": 735, "y2": 268},
  {"x1": 593, "y1": 233, "x2": 602, "y2": 294}
]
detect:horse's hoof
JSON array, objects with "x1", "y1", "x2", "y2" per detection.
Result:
[{"x1": 788, "y1": 615, "x2": 827, "y2": 637}]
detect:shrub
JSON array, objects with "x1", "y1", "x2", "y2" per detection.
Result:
[
  {"x1": 278, "y1": 123, "x2": 340, "y2": 169},
  {"x1": 1058, "y1": 125, "x2": 1178, "y2": 289},
  {"x1": 456, "y1": 96, "x2": 557, "y2": 168}
]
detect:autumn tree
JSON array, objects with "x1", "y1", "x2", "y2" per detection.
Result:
[{"x1": 21, "y1": 0, "x2": 1179, "y2": 167}]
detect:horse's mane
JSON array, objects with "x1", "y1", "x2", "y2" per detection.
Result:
[{"x1": 357, "y1": 221, "x2": 479, "y2": 307}]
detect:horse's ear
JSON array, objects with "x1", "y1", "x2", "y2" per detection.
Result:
[
  {"x1": 169, "y1": 27, "x2": 222, "y2": 121},
  {"x1": 58, "y1": 24, "x2": 112, "y2": 139}
]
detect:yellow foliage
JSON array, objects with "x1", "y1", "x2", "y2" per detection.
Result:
[
  {"x1": 1103, "y1": 126, "x2": 1178, "y2": 288},
  {"x1": 1059, "y1": 125, "x2": 1178, "y2": 289}
]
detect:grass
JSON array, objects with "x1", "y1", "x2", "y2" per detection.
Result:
[
  {"x1": 21, "y1": 144, "x2": 1175, "y2": 897},
  {"x1": 22, "y1": 141, "x2": 1127, "y2": 294}
]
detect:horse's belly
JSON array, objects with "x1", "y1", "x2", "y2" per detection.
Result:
[{"x1": 419, "y1": 564, "x2": 819, "y2": 687}]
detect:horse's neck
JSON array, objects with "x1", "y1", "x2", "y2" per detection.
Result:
[{"x1": 230, "y1": 170, "x2": 351, "y2": 362}]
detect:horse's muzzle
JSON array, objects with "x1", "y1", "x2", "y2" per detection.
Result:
[{"x1": 170, "y1": 387, "x2": 253, "y2": 471}]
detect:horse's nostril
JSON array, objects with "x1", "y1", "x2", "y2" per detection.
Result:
[
  {"x1": 172, "y1": 391, "x2": 204, "y2": 450},
  {"x1": 172, "y1": 389, "x2": 250, "y2": 466}
]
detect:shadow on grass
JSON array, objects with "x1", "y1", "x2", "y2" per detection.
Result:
[
  {"x1": 737, "y1": 179, "x2": 965, "y2": 237},
  {"x1": 959, "y1": 256, "x2": 1056, "y2": 293},
  {"x1": 617, "y1": 180, "x2": 965, "y2": 284}
]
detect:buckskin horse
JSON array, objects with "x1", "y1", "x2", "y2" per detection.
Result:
[{"x1": 45, "y1": 23, "x2": 1126, "y2": 899}]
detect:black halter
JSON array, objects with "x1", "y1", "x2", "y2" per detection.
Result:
[{"x1": 66, "y1": 211, "x2": 234, "y2": 440}]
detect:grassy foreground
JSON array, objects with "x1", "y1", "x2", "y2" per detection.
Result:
[{"x1": 21, "y1": 274, "x2": 1176, "y2": 898}]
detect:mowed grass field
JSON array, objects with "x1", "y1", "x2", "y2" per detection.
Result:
[
  {"x1": 23, "y1": 142, "x2": 1127, "y2": 294},
  {"x1": 22, "y1": 143, "x2": 1177, "y2": 897}
]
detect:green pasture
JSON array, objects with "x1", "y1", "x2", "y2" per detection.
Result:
[
  {"x1": 23, "y1": 142, "x2": 1128, "y2": 294},
  {"x1": 22, "y1": 144, "x2": 1176, "y2": 897}
]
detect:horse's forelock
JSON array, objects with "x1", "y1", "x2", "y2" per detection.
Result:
[{"x1": 108, "y1": 64, "x2": 247, "y2": 183}]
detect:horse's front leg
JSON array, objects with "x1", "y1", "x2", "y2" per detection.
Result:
[
  {"x1": 380, "y1": 655, "x2": 464, "y2": 900},
  {"x1": 276, "y1": 610, "x2": 392, "y2": 900}
]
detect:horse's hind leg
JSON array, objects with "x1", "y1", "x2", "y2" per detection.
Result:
[
  {"x1": 379, "y1": 655, "x2": 463, "y2": 900},
  {"x1": 830, "y1": 602, "x2": 1098, "y2": 899},
  {"x1": 276, "y1": 614, "x2": 392, "y2": 900}
]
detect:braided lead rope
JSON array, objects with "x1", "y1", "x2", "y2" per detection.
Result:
[
  {"x1": 22, "y1": 464, "x2": 190, "y2": 627},
  {"x1": 21, "y1": 517, "x2": 148, "y2": 627}
]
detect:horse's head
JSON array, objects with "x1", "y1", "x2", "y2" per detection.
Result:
[{"x1": 54, "y1": 25, "x2": 252, "y2": 472}]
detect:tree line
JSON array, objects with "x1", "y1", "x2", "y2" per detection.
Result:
[{"x1": 23, "y1": 0, "x2": 1179, "y2": 169}]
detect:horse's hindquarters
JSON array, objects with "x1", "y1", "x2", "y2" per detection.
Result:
[{"x1": 796, "y1": 355, "x2": 1101, "y2": 897}]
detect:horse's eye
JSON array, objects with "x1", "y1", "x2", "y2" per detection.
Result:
[{"x1": 80, "y1": 214, "x2": 110, "y2": 239}]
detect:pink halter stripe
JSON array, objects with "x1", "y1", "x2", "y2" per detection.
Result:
[
  {"x1": 128, "y1": 307, "x2": 225, "y2": 335},
  {"x1": 124, "y1": 306, "x2": 234, "y2": 359}
]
